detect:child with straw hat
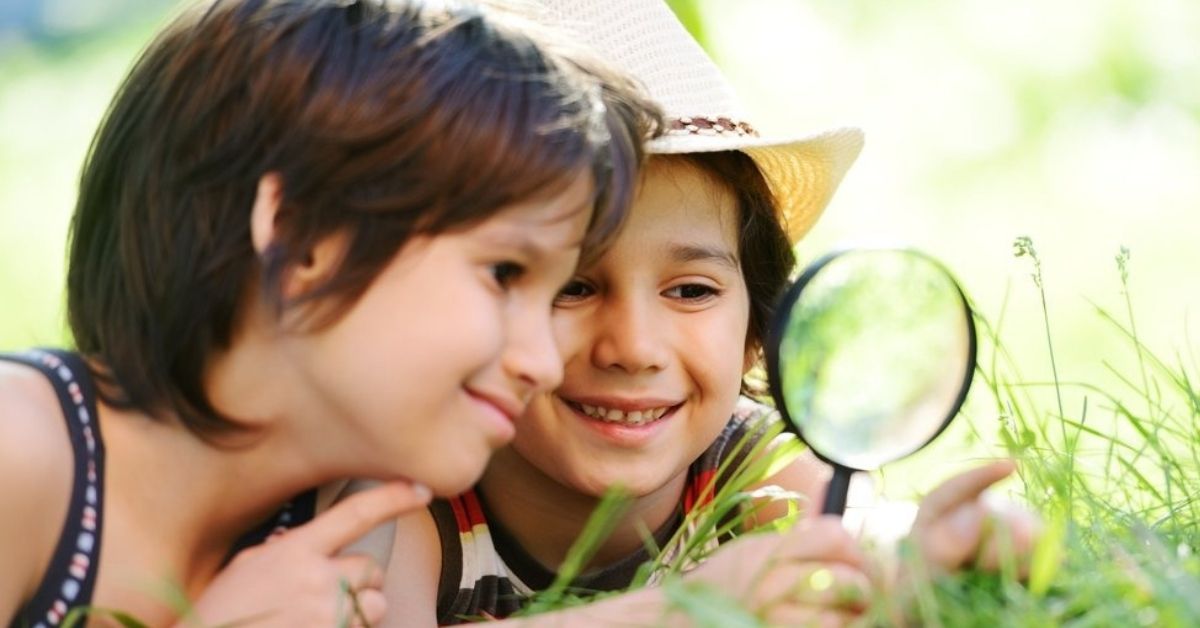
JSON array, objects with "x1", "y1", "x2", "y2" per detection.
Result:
[{"x1": 368, "y1": 1, "x2": 1040, "y2": 625}]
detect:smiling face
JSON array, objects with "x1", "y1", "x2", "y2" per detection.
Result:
[
  {"x1": 286, "y1": 175, "x2": 594, "y2": 496},
  {"x1": 507, "y1": 157, "x2": 752, "y2": 497}
]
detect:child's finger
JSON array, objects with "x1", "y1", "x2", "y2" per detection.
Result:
[
  {"x1": 350, "y1": 588, "x2": 387, "y2": 626},
  {"x1": 973, "y1": 502, "x2": 1043, "y2": 575},
  {"x1": 917, "y1": 460, "x2": 1016, "y2": 523},
  {"x1": 779, "y1": 515, "x2": 868, "y2": 569},
  {"x1": 783, "y1": 563, "x2": 871, "y2": 612},
  {"x1": 289, "y1": 481, "x2": 432, "y2": 554},
  {"x1": 333, "y1": 554, "x2": 385, "y2": 591}
]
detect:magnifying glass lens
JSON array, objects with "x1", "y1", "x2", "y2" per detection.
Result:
[{"x1": 768, "y1": 249, "x2": 976, "y2": 515}]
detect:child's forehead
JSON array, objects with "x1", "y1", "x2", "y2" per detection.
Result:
[
  {"x1": 584, "y1": 205, "x2": 741, "y2": 275},
  {"x1": 627, "y1": 165, "x2": 738, "y2": 236}
]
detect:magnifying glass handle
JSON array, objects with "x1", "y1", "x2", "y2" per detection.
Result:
[{"x1": 821, "y1": 465, "x2": 853, "y2": 516}]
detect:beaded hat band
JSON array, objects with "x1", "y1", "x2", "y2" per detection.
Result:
[{"x1": 669, "y1": 116, "x2": 758, "y2": 138}]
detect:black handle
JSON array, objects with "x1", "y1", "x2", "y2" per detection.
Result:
[{"x1": 821, "y1": 464, "x2": 854, "y2": 516}]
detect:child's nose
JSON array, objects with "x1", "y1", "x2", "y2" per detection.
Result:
[
  {"x1": 591, "y1": 297, "x2": 668, "y2": 374},
  {"x1": 504, "y1": 308, "x2": 565, "y2": 395}
]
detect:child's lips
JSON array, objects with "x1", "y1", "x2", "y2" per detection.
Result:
[
  {"x1": 559, "y1": 397, "x2": 681, "y2": 447},
  {"x1": 466, "y1": 388, "x2": 523, "y2": 422},
  {"x1": 558, "y1": 393, "x2": 683, "y2": 413}
]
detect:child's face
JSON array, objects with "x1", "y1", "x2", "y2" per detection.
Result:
[
  {"x1": 510, "y1": 158, "x2": 751, "y2": 497},
  {"x1": 290, "y1": 175, "x2": 593, "y2": 496}
]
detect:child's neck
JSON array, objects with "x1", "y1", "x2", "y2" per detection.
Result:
[
  {"x1": 98, "y1": 331, "x2": 353, "y2": 598},
  {"x1": 102, "y1": 402, "x2": 330, "y2": 565},
  {"x1": 476, "y1": 447, "x2": 689, "y2": 572},
  {"x1": 91, "y1": 398, "x2": 346, "y2": 627}
]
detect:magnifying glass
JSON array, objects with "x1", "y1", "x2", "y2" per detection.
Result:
[{"x1": 765, "y1": 248, "x2": 976, "y2": 516}]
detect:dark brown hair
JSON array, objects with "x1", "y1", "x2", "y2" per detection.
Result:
[
  {"x1": 677, "y1": 150, "x2": 795, "y2": 360},
  {"x1": 67, "y1": 0, "x2": 660, "y2": 436}
]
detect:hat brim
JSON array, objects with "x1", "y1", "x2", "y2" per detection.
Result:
[{"x1": 648, "y1": 126, "x2": 864, "y2": 242}]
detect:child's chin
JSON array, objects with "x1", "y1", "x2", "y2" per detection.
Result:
[
  {"x1": 428, "y1": 459, "x2": 489, "y2": 497},
  {"x1": 572, "y1": 469, "x2": 675, "y2": 499}
]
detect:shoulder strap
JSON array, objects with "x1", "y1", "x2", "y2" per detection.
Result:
[
  {"x1": 2, "y1": 349, "x2": 105, "y2": 628},
  {"x1": 430, "y1": 497, "x2": 465, "y2": 622},
  {"x1": 225, "y1": 490, "x2": 317, "y2": 562},
  {"x1": 432, "y1": 489, "x2": 527, "y2": 624}
]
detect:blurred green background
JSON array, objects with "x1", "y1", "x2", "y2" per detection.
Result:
[{"x1": 2, "y1": 0, "x2": 1197, "y2": 496}]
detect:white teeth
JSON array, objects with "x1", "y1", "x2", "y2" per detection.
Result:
[{"x1": 572, "y1": 401, "x2": 673, "y2": 425}]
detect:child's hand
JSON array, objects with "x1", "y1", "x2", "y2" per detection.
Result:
[
  {"x1": 908, "y1": 460, "x2": 1041, "y2": 575},
  {"x1": 688, "y1": 515, "x2": 872, "y2": 626},
  {"x1": 181, "y1": 481, "x2": 431, "y2": 628}
]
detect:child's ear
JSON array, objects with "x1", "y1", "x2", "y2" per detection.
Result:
[
  {"x1": 288, "y1": 234, "x2": 348, "y2": 298},
  {"x1": 250, "y1": 172, "x2": 345, "y2": 299}
]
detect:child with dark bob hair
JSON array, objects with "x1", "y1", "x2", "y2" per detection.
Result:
[{"x1": 0, "y1": 0, "x2": 660, "y2": 624}]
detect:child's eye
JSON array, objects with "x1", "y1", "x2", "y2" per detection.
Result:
[
  {"x1": 490, "y1": 261, "x2": 525, "y2": 290},
  {"x1": 663, "y1": 283, "x2": 719, "y2": 301},
  {"x1": 554, "y1": 279, "x2": 595, "y2": 305}
]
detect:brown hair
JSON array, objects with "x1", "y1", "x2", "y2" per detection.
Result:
[{"x1": 67, "y1": 0, "x2": 660, "y2": 436}]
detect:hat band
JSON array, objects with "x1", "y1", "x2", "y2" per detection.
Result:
[{"x1": 668, "y1": 115, "x2": 759, "y2": 138}]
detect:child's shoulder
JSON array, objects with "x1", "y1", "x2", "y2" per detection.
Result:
[
  {"x1": 0, "y1": 358, "x2": 76, "y2": 473},
  {"x1": 0, "y1": 358, "x2": 78, "y2": 613}
]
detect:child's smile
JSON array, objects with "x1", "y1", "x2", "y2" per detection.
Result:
[
  {"x1": 557, "y1": 393, "x2": 685, "y2": 447},
  {"x1": 560, "y1": 395, "x2": 681, "y2": 426}
]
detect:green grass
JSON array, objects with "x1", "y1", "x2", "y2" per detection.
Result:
[{"x1": 902, "y1": 244, "x2": 1199, "y2": 626}]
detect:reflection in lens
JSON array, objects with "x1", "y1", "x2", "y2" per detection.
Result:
[{"x1": 777, "y1": 250, "x2": 972, "y2": 470}]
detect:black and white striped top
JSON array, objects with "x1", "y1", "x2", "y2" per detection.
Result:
[{"x1": 431, "y1": 398, "x2": 777, "y2": 625}]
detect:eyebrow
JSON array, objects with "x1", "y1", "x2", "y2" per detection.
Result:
[
  {"x1": 483, "y1": 233, "x2": 557, "y2": 262},
  {"x1": 668, "y1": 243, "x2": 739, "y2": 270}
]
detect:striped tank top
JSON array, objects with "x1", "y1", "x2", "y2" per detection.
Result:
[{"x1": 431, "y1": 398, "x2": 777, "y2": 625}]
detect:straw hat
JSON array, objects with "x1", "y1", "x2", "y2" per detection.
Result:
[{"x1": 482, "y1": 0, "x2": 864, "y2": 241}]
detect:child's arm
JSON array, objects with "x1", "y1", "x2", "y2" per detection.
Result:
[
  {"x1": 377, "y1": 507, "x2": 443, "y2": 627},
  {"x1": 0, "y1": 366, "x2": 77, "y2": 623},
  {"x1": 377, "y1": 514, "x2": 870, "y2": 626},
  {"x1": 515, "y1": 516, "x2": 869, "y2": 626}
]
